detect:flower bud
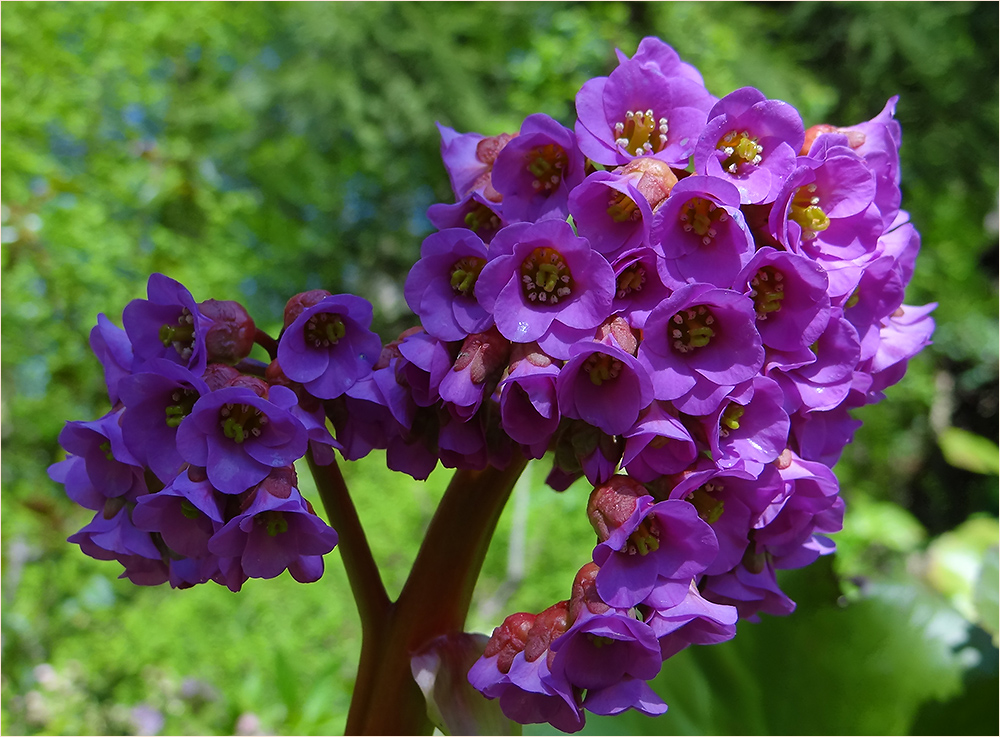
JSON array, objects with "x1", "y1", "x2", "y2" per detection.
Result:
[
  {"x1": 452, "y1": 326, "x2": 511, "y2": 385},
  {"x1": 225, "y1": 374, "x2": 270, "y2": 398},
  {"x1": 594, "y1": 315, "x2": 639, "y2": 355},
  {"x1": 523, "y1": 600, "x2": 570, "y2": 663},
  {"x1": 202, "y1": 363, "x2": 242, "y2": 391},
  {"x1": 483, "y1": 611, "x2": 536, "y2": 674},
  {"x1": 618, "y1": 157, "x2": 678, "y2": 209},
  {"x1": 568, "y1": 562, "x2": 609, "y2": 623},
  {"x1": 283, "y1": 289, "x2": 332, "y2": 329},
  {"x1": 199, "y1": 299, "x2": 256, "y2": 364},
  {"x1": 587, "y1": 475, "x2": 647, "y2": 541}
]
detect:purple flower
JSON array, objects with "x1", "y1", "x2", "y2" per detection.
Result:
[
  {"x1": 426, "y1": 191, "x2": 505, "y2": 243},
  {"x1": 575, "y1": 40, "x2": 714, "y2": 167},
  {"x1": 208, "y1": 484, "x2": 337, "y2": 582},
  {"x1": 56, "y1": 410, "x2": 146, "y2": 501},
  {"x1": 694, "y1": 87, "x2": 804, "y2": 204},
  {"x1": 637, "y1": 282, "x2": 764, "y2": 415},
  {"x1": 549, "y1": 607, "x2": 664, "y2": 693},
  {"x1": 69, "y1": 501, "x2": 162, "y2": 564},
  {"x1": 131, "y1": 467, "x2": 225, "y2": 559},
  {"x1": 492, "y1": 113, "x2": 586, "y2": 223},
  {"x1": 498, "y1": 346, "x2": 561, "y2": 455},
  {"x1": 175, "y1": 385, "x2": 308, "y2": 494},
  {"x1": 568, "y1": 170, "x2": 655, "y2": 260},
  {"x1": 700, "y1": 557, "x2": 796, "y2": 622},
  {"x1": 735, "y1": 247, "x2": 832, "y2": 353},
  {"x1": 556, "y1": 340, "x2": 652, "y2": 437},
  {"x1": 405, "y1": 228, "x2": 493, "y2": 342},
  {"x1": 277, "y1": 293, "x2": 381, "y2": 400},
  {"x1": 123, "y1": 273, "x2": 212, "y2": 374},
  {"x1": 89, "y1": 313, "x2": 134, "y2": 404},
  {"x1": 768, "y1": 311, "x2": 861, "y2": 414},
  {"x1": 669, "y1": 460, "x2": 785, "y2": 576},
  {"x1": 592, "y1": 497, "x2": 719, "y2": 609},
  {"x1": 119, "y1": 360, "x2": 210, "y2": 482},
  {"x1": 769, "y1": 138, "x2": 882, "y2": 264},
  {"x1": 644, "y1": 579, "x2": 738, "y2": 660},
  {"x1": 702, "y1": 376, "x2": 789, "y2": 475},
  {"x1": 475, "y1": 220, "x2": 616, "y2": 359},
  {"x1": 439, "y1": 327, "x2": 511, "y2": 421},
  {"x1": 842, "y1": 255, "x2": 906, "y2": 361},
  {"x1": 621, "y1": 401, "x2": 698, "y2": 481},
  {"x1": 866, "y1": 302, "x2": 936, "y2": 398},
  {"x1": 650, "y1": 174, "x2": 755, "y2": 288},
  {"x1": 436, "y1": 122, "x2": 514, "y2": 202},
  {"x1": 396, "y1": 330, "x2": 453, "y2": 407},
  {"x1": 609, "y1": 247, "x2": 671, "y2": 329}
]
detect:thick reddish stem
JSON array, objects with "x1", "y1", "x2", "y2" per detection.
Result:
[{"x1": 344, "y1": 454, "x2": 528, "y2": 735}]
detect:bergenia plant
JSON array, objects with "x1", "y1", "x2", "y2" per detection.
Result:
[{"x1": 50, "y1": 36, "x2": 935, "y2": 735}]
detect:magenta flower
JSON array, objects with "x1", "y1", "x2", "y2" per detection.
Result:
[
  {"x1": 492, "y1": 113, "x2": 586, "y2": 223},
  {"x1": 609, "y1": 247, "x2": 671, "y2": 330},
  {"x1": 702, "y1": 376, "x2": 790, "y2": 475},
  {"x1": 592, "y1": 497, "x2": 719, "y2": 609},
  {"x1": 650, "y1": 174, "x2": 755, "y2": 288},
  {"x1": 568, "y1": 170, "x2": 654, "y2": 259},
  {"x1": 436, "y1": 122, "x2": 514, "y2": 202},
  {"x1": 175, "y1": 385, "x2": 308, "y2": 494},
  {"x1": 556, "y1": 340, "x2": 652, "y2": 437},
  {"x1": 277, "y1": 293, "x2": 381, "y2": 400},
  {"x1": 208, "y1": 485, "x2": 338, "y2": 583},
  {"x1": 498, "y1": 346, "x2": 561, "y2": 454},
  {"x1": 426, "y1": 191, "x2": 505, "y2": 243},
  {"x1": 119, "y1": 360, "x2": 210, "y2": 483},
  {"x1": 475, "y1": 220, "x2": 615, "y2": 359},
  {"x1": 644, "y1": 580, "x2": 739, "y2": 661},
  {"x1": 621, "y1": 401, "x2": 698, "y2": 481},
  {"x1": 735, "y1": 246, "x2": 832, "y2": 353},
  {"x1": 694, "y1": 87, "x2": 804, "y2": 204},
  {"x1": 123, "y1": 273, "x2": 213, "y2": 374},
  {"x1": 89, "y1": 313, "x2": 133, "y2": 404},
  {"x1": 405, "y1": 228, "x2": 493, "y2": 342},
  {"x1": 637, "y1": 282, "x2": 764, "y2": 415},
  {"x1": 575, "y1": 39, "x2": 714, "y2": 167}
]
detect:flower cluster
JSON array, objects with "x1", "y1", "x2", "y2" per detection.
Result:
[
  {"x1": 51, "y1": 34, "x2": 935, "y2": 733},
  {"x1": 49, "y1": 276, "x2": 386, "y2": 590},
  {"x1": 393, "y1": 37, "x2": 933, "y2": 729}
]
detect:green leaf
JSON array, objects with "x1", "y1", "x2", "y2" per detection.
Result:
[{"x1": 938, "y1": 427, "x2": 1000, "y2": 476}]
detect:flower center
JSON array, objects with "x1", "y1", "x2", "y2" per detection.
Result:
[
  {"x1": 625, "y1": 516, "x2": 660, "y2": 556},
  {"x1": 749, "y1": 266, "x2": 785, "y2": 320},
  {"x1": 526, "y1": 144, "x2": 568, "y2": 194},
  {"x1": 582, "y1": 353, "x2": 622, "y2": 386},
  {"x1": 717, "y1": 130, "x2": 763, "y2": 174},
  {"x1": 616, "y1": 264, "x2": 646, "y2": 299},
  {"x1": 719, "y1": 403, "x2": 745, "y2": 437},
  {"x1": 669, "y1": 305, "x2": 716, "y2": 354},
  {"x1": 449, "y1": 256, "x2": 486, "y2": 296},
  {"x1": 520, "y1": 247, "x2": 573, "y2": 305},
  {"x1": 158, "y1": 308, "x2": 196, "y2": 361},
  {"x1": 303, "y1": 312, "x2": 346, "y2": 348},
  {"x1": 164, "y1": 388, "x2": 200, "y2": 428},
  {"x1": 789, "y1": 183, "x2": 830, "y2": 240},
  {"x1": 463, "y1": 202, "x2": 500, "y2": 235},
  {"x1": 686, "y1": 483, "x2": 725, "y2": 524},
  {"x1": 614, "y1": 109, "x2": 669, "y2": 157},
  {"x1": 180, "y1": 499, "x2": 201, "y2": 520},
  {"x1": 256, "y1": 510, "x2": 288, "y2": 537},
  {"x1": 219, "y1": 403, "x2": 268, "y2": 444},
  {"x1": 679, "y1": 197, "x2": 729, "y2": 246},
  {"x1": 606, "y1": 191, "x2": 641, "y2": 223}
]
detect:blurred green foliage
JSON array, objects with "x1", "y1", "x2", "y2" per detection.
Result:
[{"x1": 2, "y1": 2, "x2": 997, "y2": 734}]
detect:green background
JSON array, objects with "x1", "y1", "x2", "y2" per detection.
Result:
[{"x1": 2, "y1": 2, "x2": 997, "y2": 734}]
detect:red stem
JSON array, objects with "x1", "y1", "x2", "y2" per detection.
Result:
[{"x1": 316, "y1": 452, "x2": 527, "y2": 735}]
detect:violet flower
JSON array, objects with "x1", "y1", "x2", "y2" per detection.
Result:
[
  {"x1": 277, "y1": 293, "x2": 382, "y2": 400},
  {"x1": 556, "y1": 340, "x2": 653, "y2": 437},
  {"x1": 694, "y1": 87, "x2": 804, "y2": 204},
  {"x1": 651, "y1": 174, "x2": 755, "y2": 289},
  {"x1": 621, "y1": 401, "x2": 698, "y2": 481},
  {"x1": 175, "y1": 385, "x2": 308, "y2": 494},
  {"x1": 475, "y1": 220, "x2": 615, "y2": 359},
  {"x1": 492, "y1": 113, "x2": 586, "y2": 223},
  {"x1": 122, "y1": 273, "x2": 213, "y2": 374},
  {"x1": 207, "y1": 484, "x2": 337, "y2": 583},
  {"x1": 89, "y1": 313, "x2": 134, "y2": 404},
  {"x1": 637, "y1": 282, "x2": 764, "y2": 415}
]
